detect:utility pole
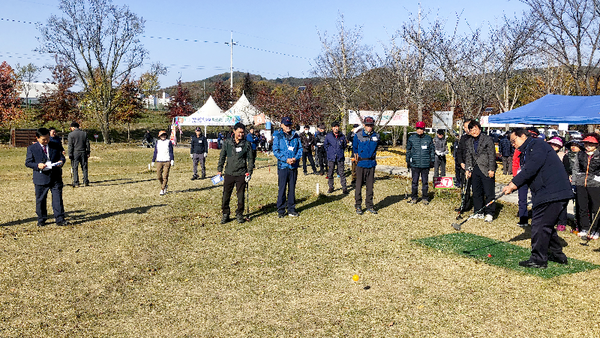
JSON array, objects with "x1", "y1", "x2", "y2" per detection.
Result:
[
  {"x1": 224, "y1": 32, "x2": 237, "y2": 93},
  {"x1": 417, "y1": 1, "x2": 423, "y2": 122}
]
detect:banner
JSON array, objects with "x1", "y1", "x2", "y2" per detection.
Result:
[
  {"x1": 253, "y1": 113, "x2": 266, "y2": 125},
  {"x1": 181, "y1": 115, "x2": 240, "y2": 126},
  {"x1": 348, "y1": 110, "x2": 409, "y2": 126},
  {"x1": 432, "y1": 111, "x2": 453, "y2": 130},
  {"x1": 434, "y1": 177, "x2": 455, "y2": 189}
]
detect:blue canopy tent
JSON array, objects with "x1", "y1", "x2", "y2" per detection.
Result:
[{"x1": 488, "y1": 94, "x2": 600, "y2": 125}]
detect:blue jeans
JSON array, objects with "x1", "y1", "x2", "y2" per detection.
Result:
[{"x1": 277, "y1": 168, "x2": 298, "y2": 215}]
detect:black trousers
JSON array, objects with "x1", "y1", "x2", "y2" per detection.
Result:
[
  {"x1": 458, "y1": 167, "x2": 473, "y2": 212},
  {"x1": 471, "y1": 166, "x2": 496, "y2": 215},
  {"x1": 411, "y1": 167, "x2": 429, "y2": 201},
  {"x1": 316, "y1": 147, "x2": 327, "y2": 173},
  {"x1": 277, "y1": 168, "x2": 298, "y2": 215},
  {"x1": 72, "y1": 152, "x2": 89, "y2": 185},
  {"x1": 576, "y1": 186, "x2": 600, "y2": 232},
  {"x1": 434, "y1": 155, "x2": 446, "y2": 177},
  {"x1": 302, "y1": 149, "x2": 317, "y2": 173},
  {"x1": 222, "y1": 175, "x2": 246, "y2": 216},
  {"x1": 328, "y1": 160, "x2": 347, "y2": 190},
  {"x1": 530, "y1": 200, "x2": 568, "y2": 264},
  {"x1": 35, "y1": 180, "x2": 65, "y2": 224},
  {"x1": 355, "y1": 166, "x2": 375, "y2": 209},
  {"x1": 518, "y1": 184, "x2": 529, "y2": 218}
]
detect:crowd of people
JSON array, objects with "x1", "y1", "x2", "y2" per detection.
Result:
[{"x1": 26, "y1": 117, "x2": 594, "y2": 269}]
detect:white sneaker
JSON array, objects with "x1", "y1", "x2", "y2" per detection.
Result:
[
  {"x1": 473, "y1": 213, "x2": 484, "y2": 219},
  {"x1": 484, "y1": 214, "x2": 493, "y2": 222},
  {"x1": 578, "y1": 230, "x2": 588, "y2": 238},
  {"x1": 159, "y1": 189, "x2": 165, "y2": 196}
]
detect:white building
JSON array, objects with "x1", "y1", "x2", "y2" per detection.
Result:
[
  {"x1": 18, "y1": 82, "x2": 59, "y2": 105},
  {"x1": 143, "y1": 92, "x2": 171, "y2": 109}
]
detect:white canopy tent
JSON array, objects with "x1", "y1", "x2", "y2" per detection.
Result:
[
  {"x1": 226, "y1": 93, "x2": 266, "y2": 126},
  {"x1": 176, "y1": 95, "x2": 240, "y2": 135}
]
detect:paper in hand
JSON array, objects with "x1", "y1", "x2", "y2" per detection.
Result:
[{"x1": 211, "y1": 174, "x2": 224, "y2": 185}]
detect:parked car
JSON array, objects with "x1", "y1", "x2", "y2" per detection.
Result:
[{"x1": 567, "y1": 130, "x2": 583, "y2": 139}]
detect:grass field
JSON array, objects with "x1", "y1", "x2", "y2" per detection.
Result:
[{"x1": 2, "y1": 143, "x2": 600, "y2": 337}]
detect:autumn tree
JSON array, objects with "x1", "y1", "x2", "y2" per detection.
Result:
[
  {"x1": 139, "y1": 62, "x2": 167, "y2": 109},
  {"x1": 167, "y1": 80, "x2": 194, "y2": 119},
  {"x1": 294, "y1": 84, "x2": 325, "y2": 126},
  {"x1": 240, "y1": 73, "x2": 256, "y2": 102},
  {"x1": 0, "y1": 61, "x2": 23, "y2": 127},
  {"x1": 113, "y1": 77, "x2": 143, "y2": 140},
  {"x1": 37, "y1": 0, "x2": 147, "y2": 144},
  {"x1": 211, "y1": 80, "x2": 234, "y2": 110},
  {"x1": 38, "y1": 60, "x2": 80, "y2": 131}
]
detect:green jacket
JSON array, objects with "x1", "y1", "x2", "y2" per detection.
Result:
[
  {"x1": 217, "y1": 138, "x2": 254, "y2": 176},
  {"x1": 406, "y1": 133, "x2": 434, "y2": 168}
]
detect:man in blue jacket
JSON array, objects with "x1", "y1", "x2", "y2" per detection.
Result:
[
  {"x1": 406, "y1": 121, "x2": 434, "y2": 204},
  {"x1": 25, "y1": 128, "x2": 67, "y2": 226},
  {"x1": 353, "y1": 116, "x2": 379, "y2": 215},
  {"x1": 273, "y1": 116, "x2": 303, "y2": 217},
  {"x1": 502, "y1": 128, "x2": 573, "y2": 268},
  {"x1": 324, "y1": 121, "x2": 348, "y2": 194}
]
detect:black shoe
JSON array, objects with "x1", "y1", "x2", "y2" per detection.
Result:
[
  {"x1": 83, "y1": 182, "x2": 89, "y2": 187},
  {"x1": 191, "y1": 175, "x2": 198, "y2": 180},
  {"x1": 56, "y1": 220, "x2": 69, "y2": 226},
  {"x1": 288, "y1": 211, "x2": 299, "y2": 217},
  {"x1": 327, "y1": 188, "x2": 334, "y2": 194},
  {"x1": 356, "y1": 208, "x2": 363, "y2": 215},
  {"x1": 72, "y1": 183, "x2": 79, "y2": 188},
  {"x1": 278, "y1": 213, "x2": 286, "y2": 218},
  {"x1": 342, "y1": 189, "x2": 349, "y2": 194},
  {"x1": 454, "y1": 207, "x2": 462, "y2": 212},
  {"x1": 519, "y1": 259, "x2": 547, "y2": 269},
  {"x1": 220, "y1": 214, "x2": 230, "y2": 224},
  {"x1": 312, "y1": 171, "x2": 318, "y2": 175},
  {"x1": 303, "y1": 172, "x2": 308, "y2": 175},
  {"x1": 236, "y1": 215, "x2": 246, "y2": 224},
  {"x1": 548, "y1": 253, "x2": 568, "y2": 265},
  {"x1": 37, "y1": 222, "x2": 46, "y2": 227},
  {"x1": 201, "y1": 175, "x2": 206, "y2": 179},
  {"x1": 366, "y1": 208, "x2": 378, "y2": 214}
]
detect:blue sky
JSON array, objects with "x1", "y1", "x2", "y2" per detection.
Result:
[{"x1": 1, "y1": 0, "x2": 529, "y2": 88}]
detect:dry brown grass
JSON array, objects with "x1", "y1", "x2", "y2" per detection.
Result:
[{"x1": 2, "y1": 144, "x2": 600, "y2": 337}]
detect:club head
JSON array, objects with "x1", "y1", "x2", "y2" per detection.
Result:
[{"x1": 452, "y1": 223, "x2": 461, "y2": 231}]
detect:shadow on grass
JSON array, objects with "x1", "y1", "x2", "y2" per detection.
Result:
[
  {"x1": 90, "y1": 178, "x2": 155, "y2": 187},
  {"x1": 374, "y1": 194, "x2": 407, "y2": 210},
  {"x1": 169, "y1": 185, "x2": 220, "y2": 194},
  {"x1": 247, "y1": 196, "x2": 310, "y2": 218},
  {"x1": 0, "y1": 216, "x2": 40, "y2": 227},
  {"x1": 67, "y1": 204, "x2": 167, "y2": 225},
  {"x1": 296, "y1": 193, "x2": 347, "y2": 213}
]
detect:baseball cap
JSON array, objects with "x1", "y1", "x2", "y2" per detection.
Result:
[
  {"x1": 415, "y1": 121, "x2": 426, "y2": 129},
  {"x1": 331, "y1": 121, "x2": 340, "y2": 127},
  {"x1": 363, "y1": 117, "x2": 375, "y2": 125},
  {"x1": 281, "y1": 117, "x2": 293, "y2": 126}
]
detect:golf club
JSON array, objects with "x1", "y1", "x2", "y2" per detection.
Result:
[
  {"x1": 456, "y1": 175, "x2": 472, "y2": 220},
  {"x1": 580, "y1": 206, "x2": 600, "y2": 246},
  {"x1": 452, "y1": 192, "x2": 505, "y2": 231},
  {"x1": 244, "y1": 174, "x2": 251, "y2": 221}
]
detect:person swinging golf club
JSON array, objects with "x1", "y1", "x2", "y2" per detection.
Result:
[
  {"x1": 217, "y1": 122, "x2": 255, "y2": 224},
  {"x1": 501, "y1": 128, "x2": 573, "y2": 269}
]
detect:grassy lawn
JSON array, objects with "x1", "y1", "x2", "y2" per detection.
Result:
[{"x1": 2, "y1": 143, "x2": 600, "y2": 337}]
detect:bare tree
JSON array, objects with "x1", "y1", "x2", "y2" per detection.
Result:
[
  {"x1": 312, "y1": 14, "x2": 370, "y2": 129},
  {"x1": 523, "y1": 0, "x2": 600, "y2": 96},
  {"x1": 37, "y1": 0, "x2": 147, "y2": 144}
]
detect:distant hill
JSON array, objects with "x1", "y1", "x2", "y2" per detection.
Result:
[{"x1": 162, "y1": 72, "x2": 322, "y2": 107}]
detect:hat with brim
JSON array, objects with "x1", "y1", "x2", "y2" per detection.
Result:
[
  {"x1": 363, "y1": 116, "x2": 375, "y2": 125},
  {"x1": 547, "y1": 137, "x2": 563, "y2": 148},
  {"x1": 158, "y1": 130, "x2": 168, "y2": 137},
  {"x1": 566, "y1": 140, "x2": 584, "y2": 149},
  {"x1": 583, "y1": 135, "x2": 599, "y2": 144}
]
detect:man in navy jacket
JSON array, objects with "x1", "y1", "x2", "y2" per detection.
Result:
[
  {"x1": 273, "y1": 116, "x2": 303, "y2": 217},
  {"x1": 324, "y1": 121, "x2": 348, "y2": 194},
  {"x1": 353, "y1": 117, "x2": 379, "y2": 215},
  {"x1": 502, "y1": 128, "x2": 573, "y2": 268},
  {"x1": 25, "y1": 128, "x2": 67, "y2": 226},
  {"x1": 190, "y1": 127, "x2": 208, "y2": 180}
]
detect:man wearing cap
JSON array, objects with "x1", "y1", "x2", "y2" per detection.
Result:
[
  {"x1": 353, "y1": 117, "x2": 379, "y2": 214},
  {"x1": 502, "y1": 128, "x2": 573, "y2": 268},
  {"x1": 217, "y1": 122, "x2": 255, "y2": 224},
  {"x1": 314, "y1": 124, "x2": 328, "y2": 175},
  {"x1": 273, "y1": 117, "x2": 303, "y2": 217},
  {"x1": 406, "y1": 121, "x2": 434, "y2": 204},
  {"x1": 67, "y1": 121, "x2": 90, "y2": 187},
  {"x1": 190, "y1": 127, "x2": 208, "y2": 180},
  {"x1": 152, "y1": 130, "x2": 175, "y2": 195},
  {"x1": 300, "y1": 125, "x2": 318, "y2": 175},
  {"x1": 324, "y1": 121, "x2": 348, "y2": 194}
]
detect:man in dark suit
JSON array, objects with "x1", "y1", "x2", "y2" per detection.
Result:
[
  {"x1": 25, "y1": 128, "x2": 67, "y2": 226},
  {"x1": 68, "y1": 121, "x2": 90, "y2": 187}
]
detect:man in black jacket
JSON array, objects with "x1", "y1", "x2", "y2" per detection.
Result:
[
  {"x1": 502, "y1": 128, "x2": 573, "y2": 268},
  {"x1": 190, "y1": 127, "x2": 208, "y2": 180},
  {"x1": 301, "y1": 125, "x2": 317, "y2": 175},
  {"x1": 314, "y1": 124, "x2": 327, "y2": 175},
  {"x1": 217, "y1": 122, "x2": 255, "y2": 224},
  {"x1": 67, "y1": 121, "x2": 90, "y2": 187}
]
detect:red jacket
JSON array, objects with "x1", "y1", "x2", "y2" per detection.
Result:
[{"x1": 512, "y1": 149, "x2": 521, "y2": 176}]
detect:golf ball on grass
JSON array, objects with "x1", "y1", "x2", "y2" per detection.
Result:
[{"x1": 352, "y1": 274, "x2": 359, "y2": 281}]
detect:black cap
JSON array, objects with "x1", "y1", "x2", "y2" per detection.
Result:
[
  {"x1": 363, "y1": 117, "x2": 375, "y2": 125},
  {"x1": 331, "y1": 121, "x2": 340, "y2": 127}
]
